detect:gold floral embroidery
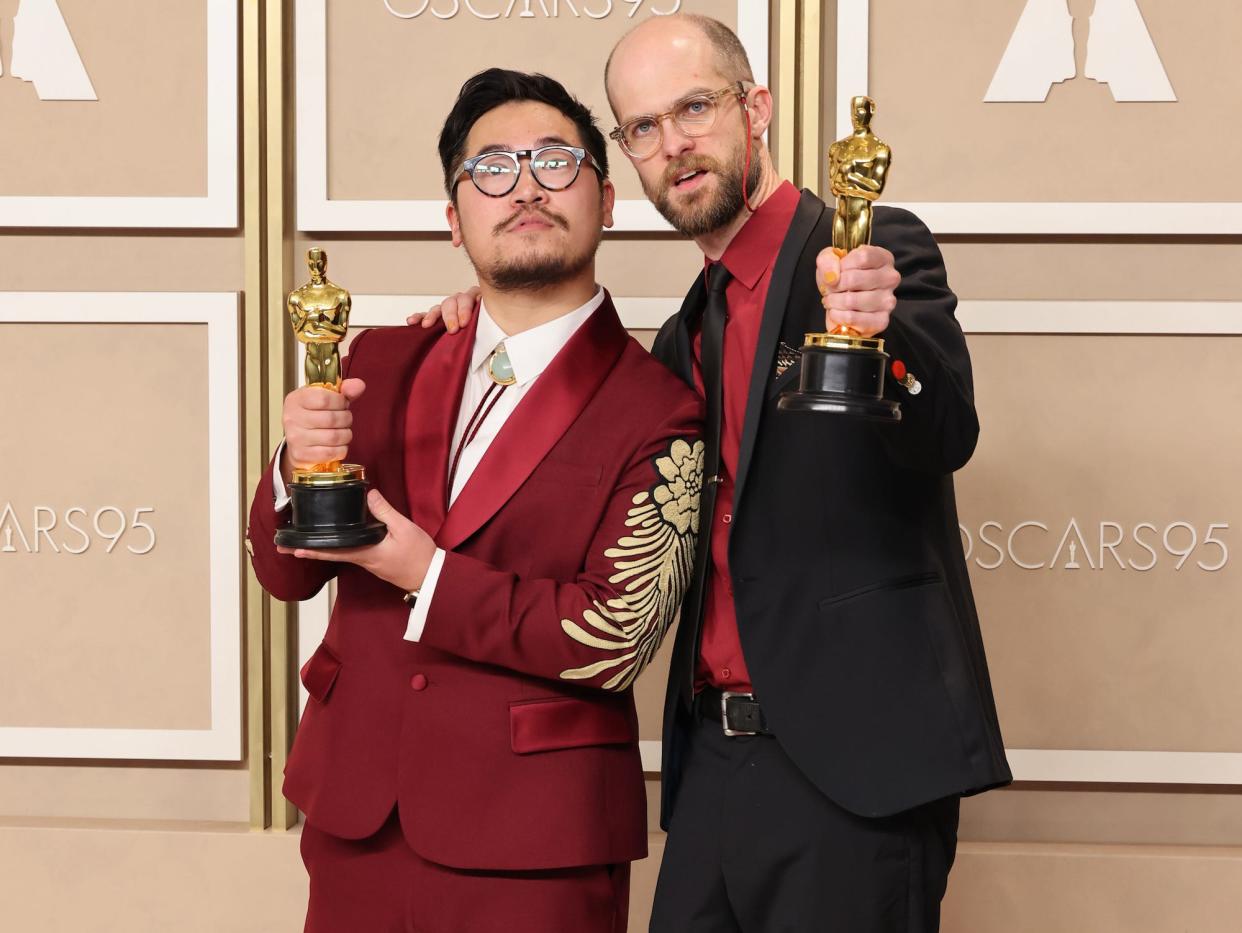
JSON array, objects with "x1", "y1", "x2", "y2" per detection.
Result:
[{"x1": 560, "y1": 438, "x2": 704, "y2": 691}]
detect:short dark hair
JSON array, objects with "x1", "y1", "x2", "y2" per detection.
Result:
[{"x1": 438, "y1": 68, "x2": 609, "y2": 198}]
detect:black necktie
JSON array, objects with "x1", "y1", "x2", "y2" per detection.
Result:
[
  {"x1": 700, "y1": 263, "x2": 732, "y2": 488},
  {"x1": 681, "y1": 262, "x2": 732, "y2": 704}
]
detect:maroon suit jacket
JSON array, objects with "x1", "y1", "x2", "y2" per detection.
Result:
[{"x1": 247, "y1": 296, "x2": 703, "y2": 871}]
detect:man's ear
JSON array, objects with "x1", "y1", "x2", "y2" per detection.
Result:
[
  {"x1": 746, "y1": 85, "x2": 774, "y2": 139},
  {"x1": 601, "y1": 178, "x2": 616, "y2": 230},
  {"x1": 446, "y1": 200, "x2": 463, "y2": 247}
]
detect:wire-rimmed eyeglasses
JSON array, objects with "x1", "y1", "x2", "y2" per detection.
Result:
[
  {"x1": 609, "y1": 83, "x2": 749, "y2": 159},
  {"x1": 454, "y1": 145, "x2": 601, "y2": 198}
]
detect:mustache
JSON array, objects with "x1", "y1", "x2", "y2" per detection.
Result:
[
  {"x1": 493, "y1": 206, "x2": 569, "y2": 235},
  {"x1": 661, "y1": 155, "x2": 722, "y2": 189}
]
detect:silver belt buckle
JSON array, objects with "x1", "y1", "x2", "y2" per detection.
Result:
[{"x1": 721, "y1": 690, "x2": 758, "y2": 737}]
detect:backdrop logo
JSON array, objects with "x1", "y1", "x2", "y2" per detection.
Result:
[
  {"x1": 0, "y1": 0, "x2": 96, "y2": 101},
  {"x1": 959, "y1": 519, "x2": 1228, "y2": 572},
  {"x1": 985, "y1": 0, "x2": 1175, "y2": 102},
  {"x1": 0, "y1": 504, "x2": 157, "y2": 555},
  {"x1": 384, "y1": 0, "x2": 681, "y2": 20}
]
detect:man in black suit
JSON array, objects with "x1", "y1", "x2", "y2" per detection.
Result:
[
  {"x1": 604, "y1": 14, "x2": 1012, "y2": 933},
  {"x1": 413, "y1": 14, "x2": 1011, "y2": 931}
]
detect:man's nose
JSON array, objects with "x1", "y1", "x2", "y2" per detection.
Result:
[
  {"x1": 659, "y1": 116, "x2": 694, "y2": 160},
  {"x1": 511, "y1": 161, "x2": 547, "y2": 205}
]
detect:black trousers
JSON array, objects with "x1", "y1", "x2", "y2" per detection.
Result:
[{"x1": 650, "y1": 715, "x2": 959, "y2": 933}]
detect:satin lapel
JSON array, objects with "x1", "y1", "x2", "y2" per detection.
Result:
[
  {"x1": 403, "y1": 317, "x2": 478, "y2": 537},
  {"x1": 772, "y1": 211, "x2": 830, "y2": 382},
  {"x1": 766, "y1": 226, "x2": 831, "y2": 398},
  {"x1": 436, "y1": 297, "x2": 629, "y2": 551},
  {"x1": 667, "y1": 274, "x2": 706, "y2": 387},
  {"x1": 733, "y1": 190, "x2": 826, "y2": 507}
]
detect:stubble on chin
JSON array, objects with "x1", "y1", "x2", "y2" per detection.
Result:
[
  {"x1": 465, "y1": 227, "x2": 600, "y2": 293},
  {"x1": 487, "y1": 248, "x2": 593, "y2": 291}
]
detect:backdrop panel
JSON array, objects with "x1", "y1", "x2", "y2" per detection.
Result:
[
  {"x1": 835, "y1": 0, "x2": 1242, "y2": 232},
  {"x1": 0, "y1": 293, "x2": 242, "y2": 759},
  {"x1": 0, "y1": 0, "x2": 238, "y2": 228}
]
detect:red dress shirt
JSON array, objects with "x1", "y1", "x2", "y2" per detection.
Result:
[{"x1": 690, "y1": 180, "x2": 801, "y2": 693}]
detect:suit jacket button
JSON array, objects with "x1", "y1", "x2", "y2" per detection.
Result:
[{"x1": 409, "y1": 674, "x2": 428, "y2": 691}]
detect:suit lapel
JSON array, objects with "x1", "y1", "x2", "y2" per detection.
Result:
[
  {"x1": 733, "y1": 190, "x2": 826, "y2": 507},
  {"x1": 436, "y1": 296, "x2": 629, "y2": 551},
  {"x1": 773, "y1": 248, "x2": 825, "y2": 386},
  {"x1": 666, "y1": 275, "x2": 705, "y2": 387},
  {"x1": 403, "y1": 317, "x2": 477, "y2": 537}
]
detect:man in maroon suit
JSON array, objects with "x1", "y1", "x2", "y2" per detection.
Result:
[{"x1": 247, "y1": 69, "x2": 703, "y2": 933}]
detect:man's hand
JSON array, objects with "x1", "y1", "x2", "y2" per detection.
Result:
[
  {"x1": 405, "y1": 287, "x2": 481, "y2": 333},
  {"x1": 815, "y1": 244, "x2": 900, "y2": 338},
  {"x1": 278, "y1": 489, "x2": 437, "y2": 592},
  {"x1": 281, "y1": 378, "x2": 365, "y2": 482}
]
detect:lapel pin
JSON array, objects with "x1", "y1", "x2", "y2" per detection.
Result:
[{"x1": 891, "y1": 360, "x2": 922, "y2": 396}]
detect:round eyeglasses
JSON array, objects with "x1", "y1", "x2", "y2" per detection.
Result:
[
  {"x1": 454, "y1": 145, "x2": 601, "y2": 198},
  {"x1": 609, "y1": 83, "x2": 749, "y2": 159}
]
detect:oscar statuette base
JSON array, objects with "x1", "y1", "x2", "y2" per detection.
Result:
[
  {"x1": 274, "y1": 465, "x2": 387, "y2": 549},
  {"x1": 778, "y1": 333, "x2": 901, "y2": 423}
]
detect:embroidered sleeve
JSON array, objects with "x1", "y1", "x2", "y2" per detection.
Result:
[
  {"x1": 413, "y1": 401, "x2": 706, "y2": 693},
  {"x1": 559, "y1": 438, "x2": 704, "y2": 691}
]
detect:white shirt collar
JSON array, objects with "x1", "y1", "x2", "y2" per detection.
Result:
[{"x1": 470, "y1": 287, "x2": 606, "y2": 387}]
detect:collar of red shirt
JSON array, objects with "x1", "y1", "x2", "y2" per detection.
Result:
[{"x1": 704, "y1": 180, "x2": 801, "y2": 290}]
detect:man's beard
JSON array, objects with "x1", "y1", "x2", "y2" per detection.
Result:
[
  {"x1": 646, "y1": 137, "x2": 762, "y2": 237},
  {"x1": 465, "y1": 207, "x2": 600, "y2": 292}
]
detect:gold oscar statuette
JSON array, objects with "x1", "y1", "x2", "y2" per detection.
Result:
[
  {"x1": 273, "y1": 249, "x2": 386, "y2": 549},
  {"x1": 778, "y1": 96, "x2": 902, "y2": 421}
]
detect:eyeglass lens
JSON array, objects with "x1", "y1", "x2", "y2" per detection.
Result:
[
  {"x1": 471, "y1": 148, "x2": 579, "y2": 196},
  {"x1": 622, "y1": 95, "x2": 719, "y2": 156}
]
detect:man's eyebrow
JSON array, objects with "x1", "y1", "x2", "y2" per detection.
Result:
[
  {"x1": 467, "y1": 137, "x2": 576, "y2": 158},
  {"x1": 620, "y1": 87, "x2": 713, "y2": 123},
  {"x1": 470, "y1": 143, "x2": 511, "y2": 158}
]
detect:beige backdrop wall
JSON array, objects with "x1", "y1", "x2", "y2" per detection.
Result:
[
  {"x1": 4, "y1": 1, "x2": 1242, "y2": 931},
  {"x1": 0, "y1": 0, "x2": 250, "y2": 841},
  {"x1": 0, "y1": 6, "x2": 261, "y2": 933},
  {"x1": 834, "y1": 1, "x2": 1242, "y2": 928}
]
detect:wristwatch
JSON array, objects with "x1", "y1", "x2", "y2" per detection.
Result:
[{"x1": 402, "y1": 588, "x2": 421, "y2": 607}]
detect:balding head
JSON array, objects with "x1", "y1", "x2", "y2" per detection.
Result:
[
  {"x1": 603, "y1": 13, "x2": 776, "y2": 243},
  {"x1": 605, "y1": 14, "x2": 754, "y2": 117}
]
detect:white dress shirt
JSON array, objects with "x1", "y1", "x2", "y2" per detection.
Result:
[{"x1": 273, "y1": 287, "x2": 606, "y2": 641}]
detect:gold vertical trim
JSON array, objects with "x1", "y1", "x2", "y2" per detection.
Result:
[
  {"x1": 798, "y1": 0, "x2": 823, "y2": 193},
  {"x1": 774, "y1": 0, "x2": 798, "y2": 181},
  {"x1": 243, "y1": 0, "x2": 271, "y2": 832},
  {"x1": 266, "y1": 0, "x2": 300, "y2": 832},
  {"x1": 243, "y1": 0, "x2": 299, "y2": 833}
]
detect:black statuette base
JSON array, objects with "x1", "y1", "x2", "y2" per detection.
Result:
[
  {"x1": 778, "y1": 342, "x2": 901, "y2": 423},
  {"x1": 274, "y1": 478, "x2": 387, "y2": 549}
]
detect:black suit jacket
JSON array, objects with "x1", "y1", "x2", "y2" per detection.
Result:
[{"x1": 653, "y1": 190, "x2": 1012, "y2": 824}]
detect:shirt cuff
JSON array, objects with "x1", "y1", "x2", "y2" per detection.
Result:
[
  {"x1": 272, "y1": 440, "x2": 291, "y2": 512},
  {"x1": 403, "y1": 548, "x2": 446, "y2": 642}
]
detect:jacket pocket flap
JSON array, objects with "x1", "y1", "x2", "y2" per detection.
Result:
[
  {"x1": 510, "y1": 696, "x2": 636, "y2": 755},
  {"x1": 818, "y1": 572, "x2": 943, "y2": 610},
  {"x1": 769, "y1": 360, "x2": 801, "y2": 397},
  {"x1": 300, "y1": 642, "x2": 342, "y2": 704}
]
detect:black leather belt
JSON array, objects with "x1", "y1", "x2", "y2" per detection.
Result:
[{"x1": 696, "y1": 687, "x2": 771, "y2": 737}]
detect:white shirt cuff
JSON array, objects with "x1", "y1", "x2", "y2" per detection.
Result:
[
  {"x1": 403, "y1": 548, "x2": 446, "y2": 642},
  {"x1": 272, "y1": 440, "x2": 292, "y2": 512}
]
